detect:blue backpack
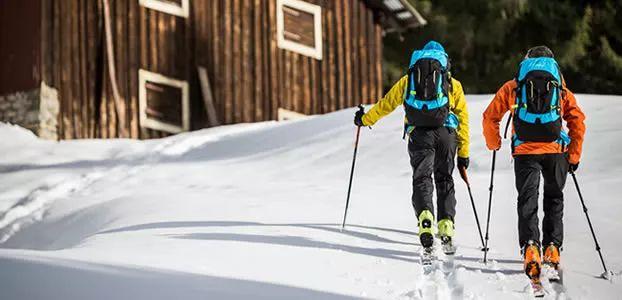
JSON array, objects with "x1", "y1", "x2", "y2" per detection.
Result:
[
  {"x1": 511, "y1": 57, "x2": 563, "y2": 143},
  {"x1": 404, "y1": 49, "x2": 451, "y2": 127}
]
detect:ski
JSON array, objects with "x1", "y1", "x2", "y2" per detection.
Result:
[
  {"x1": 420, "y1": 246, "x2": 438, "y2": 275},
  {"x1": 441, "y1": 252, "x2": 456, "y2": 274},
  {"x1": 530, "y1": 279, "x2": 545, "y2": 298},
  {"x1": 524, "y1": 249, "x2": 545, "y2": 298},
  {"x1": 542, "y1": 263, "x2": 564, "y2": 284},
  {"x1": 441, "y1": 236, "x2": 457, "y2": 255},
  {"x1": 543, "y1": 264, "x2": 562, "y2": 283},
  {"x1": 440, "y1": 237, "x2": 457, "y2": 273},
  {"x1": 542, "y1": 264, "x2": 566, "y2": 295}
]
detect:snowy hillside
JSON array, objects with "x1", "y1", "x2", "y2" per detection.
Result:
[{"x1": 0, "y1": 95, "x2": 621, "y2": 299}]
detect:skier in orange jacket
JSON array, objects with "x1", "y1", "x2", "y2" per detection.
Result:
[{"x1": 482, "y1": 46, "x2": 586, "y2": 282}]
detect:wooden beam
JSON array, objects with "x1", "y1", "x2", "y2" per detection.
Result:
[
  {"x1": 103, "y1": 0, "x2": 128, "y2": 137},
  {"x1": 197, "y1": 66, "x2": 220, "y2": 127}
]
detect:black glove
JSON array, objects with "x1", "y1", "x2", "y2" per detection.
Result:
[
  {"x1": 457, "y1": 157, "x2": 469, "y2": 170},
  {"x1": 354, "y1": 107, "x2": 365, "y2": 127},
  {"x1": 569, "y1": 162, "x2": 579, "y2": 173}
]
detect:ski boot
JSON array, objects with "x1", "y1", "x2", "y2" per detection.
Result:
[
  {"x1": 418, "y1": 210, "x2": 436, "y2": 271},
  {"x1": 418, "y1": 210, "x2": 435, "y2": 249},
  {"x1": 438, "y1": 218, "x2": 456, "y2": 255},
  {"x1": 543, "y1": 243, "x2": 561, "y2": 282},
  {"x1": 523, "y1": 240, "x2": 544, "y2": 297}
]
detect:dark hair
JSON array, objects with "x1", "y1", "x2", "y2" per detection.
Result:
[{"x1": 525, "y1": 46, "x2": 554, "y2": 58}]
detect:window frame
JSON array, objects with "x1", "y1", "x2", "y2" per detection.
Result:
[
  {"x1": 138, "y1": 69, "x2": 190, "y2": 134},
  {"x1": 276, "y1": 0, "x2": 323, "y2": 60},
  {"x1": 139, "y1": 0, "x2": 189, "y2": 18}
]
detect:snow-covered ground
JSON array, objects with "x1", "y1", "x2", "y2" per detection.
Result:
[{"x1": 0, "y1": 94, "x2": 621, "y2": 299}]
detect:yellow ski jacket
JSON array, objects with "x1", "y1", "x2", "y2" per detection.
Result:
[{"x1": 361, "y1": 75, "x2": 470, "y2": 158}]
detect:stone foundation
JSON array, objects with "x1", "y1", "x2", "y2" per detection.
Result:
[{"x1": 0, "y1": 82, "x2": 59, "y2": 140}]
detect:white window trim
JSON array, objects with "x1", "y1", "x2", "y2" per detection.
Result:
[
  {"x1": 276, "y1": 0, "x2": 323, "y2": 60},
  {"x1": 139, "y1": 0, "x2": 189, "y2": 18},
  {"x1": 138, "y1": 69, "x2": 190, "y2": 134}
]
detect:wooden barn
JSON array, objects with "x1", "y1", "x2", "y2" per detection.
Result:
[{"x1": 0, "y1": 0, "x2": 425, "y2": 140}]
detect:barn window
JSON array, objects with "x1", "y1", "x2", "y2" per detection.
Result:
[
  {"x1": 138, "y1": 69, "x2": 189, "y2": 134},
  {"x1": 139, "y1": 0, "x2": 189, "y2": 18},
  {"x1": 277, "y1": 0, "x2": 323, "y2": 60}
]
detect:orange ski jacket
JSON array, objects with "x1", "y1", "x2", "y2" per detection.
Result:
[{"x1": 482, "y1": 80, "x2": 586, "y2": 164}]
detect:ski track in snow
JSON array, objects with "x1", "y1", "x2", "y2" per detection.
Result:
[
  {"x1": 404, "y1": 256, "x2": 467, "y2": 300},
  {"x1": 0, "y1": 136, "x2": 171, "y2": 242},
  {"x1": 0, "y1": 122, "x2": 278, "y2": 243},
  {"x1": 0, "y1": 172, "x2": 105, "y2": 243}
]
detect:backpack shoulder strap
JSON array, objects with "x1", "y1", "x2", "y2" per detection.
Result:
[
  {"x1": 447, "y1": 72, "x2": 453, "y2": 94},
  {"x1": 512, "y1": 77, "x2": 522, "y2": 106},
  {"x1": 404, "y1": 68, "x2": 414, "y2": 101},
  {"x1": 503, "y1": 78, "x2": 520, "y2": 139}
]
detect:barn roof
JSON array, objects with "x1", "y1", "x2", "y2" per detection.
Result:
[{"x1": 366, "y1": 0, "x2": 427, "y2": 32}]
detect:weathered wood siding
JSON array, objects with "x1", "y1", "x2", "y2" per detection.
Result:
[
  {"x1": 42, "y1": 0, "x2": 188, "y2": 139},
  {"x1": 41, "y1": 0, "x2": 383, "y2": 139},
  {"x1": 193, "y1": 0, "x2": 383, "y2": 124}
]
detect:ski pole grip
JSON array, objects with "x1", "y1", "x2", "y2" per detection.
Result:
[
  {"x1": 458, "y1": 166, "x2": 469, "y2": 185},
  {"x1": 356, "y1": 104, "x2": 371, "y2": 130}
]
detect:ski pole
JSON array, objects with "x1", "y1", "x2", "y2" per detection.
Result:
[
  {"x1": 458, "y1": 166, "x2": 486, "y2": 250},
  {"x1": 570, "y1": 170, "x2": 612, "y2": 279},
  {"x1": 341, "y1": 105, "x2": 364, "y2": 231},
  {"x1": 483, "y1": 150, "x2": 497, "y2": 263}
]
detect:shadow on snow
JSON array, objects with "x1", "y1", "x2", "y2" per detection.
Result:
[
  {"x1": 0, "y1": 255, "x2": 357, "y2": 300},
  {"x1": 99, "y1": 221, "x2": 421, "y2": 263}
]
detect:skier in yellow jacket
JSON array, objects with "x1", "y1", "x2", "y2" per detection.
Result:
[{"x1": 354, "y1": 41, "x2": 469, "y2": 252}]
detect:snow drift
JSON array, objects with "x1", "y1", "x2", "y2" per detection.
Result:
[{"x1": 0, "y1": 95, "x2": 621, "y2": 299}]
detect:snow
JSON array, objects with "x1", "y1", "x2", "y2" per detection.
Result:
[{"x1": 1, "y1": 94, "x2": 621, "y2": 299}]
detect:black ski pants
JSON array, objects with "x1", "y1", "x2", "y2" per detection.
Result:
[
  {"x1": 408, "y1": 127, "x2": 457, "y2": 221},
  {"x1": 514, "y1": 153, "x2": 569, "y2": 249}
]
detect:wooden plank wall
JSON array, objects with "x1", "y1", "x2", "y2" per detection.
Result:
[
  {"x1": 193, "y1": 0, "x2": 383, "y2": 124},
  {"x1": 42, "y1": 0, "x2": 188, "y2": 139},
  {"x1": 42, "y1": 0, "x2": 383, "y2": 139}
]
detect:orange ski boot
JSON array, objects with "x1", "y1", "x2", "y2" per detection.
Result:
[
  {"x1": 523, "y1": 241, "x2": 542, "y2": 280},
  {"x1": 543, "y1": 243, "x2": 561, "y2": 282},
  {"x1": 543, "y1": 243, "x2": 560, "y2": 269},
  {"x1": 523, "y1": 241, "x2": 544, "y2": 296}
]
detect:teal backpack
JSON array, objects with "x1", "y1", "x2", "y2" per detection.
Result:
[
  {"x1": 512, "y1": 57, "x2": 563, "y2": 143},
  {"x1": 404, "y1": 49, "x2": 451, "y2": 127}
]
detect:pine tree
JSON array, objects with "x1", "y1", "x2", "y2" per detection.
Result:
[{"x1": 382, "y1": 0, "x2": 622, "y2": 94}]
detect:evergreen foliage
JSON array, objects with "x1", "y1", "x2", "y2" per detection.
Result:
[{"x1": 383, "y1": 0, "x2": 622, "y2": 94}]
